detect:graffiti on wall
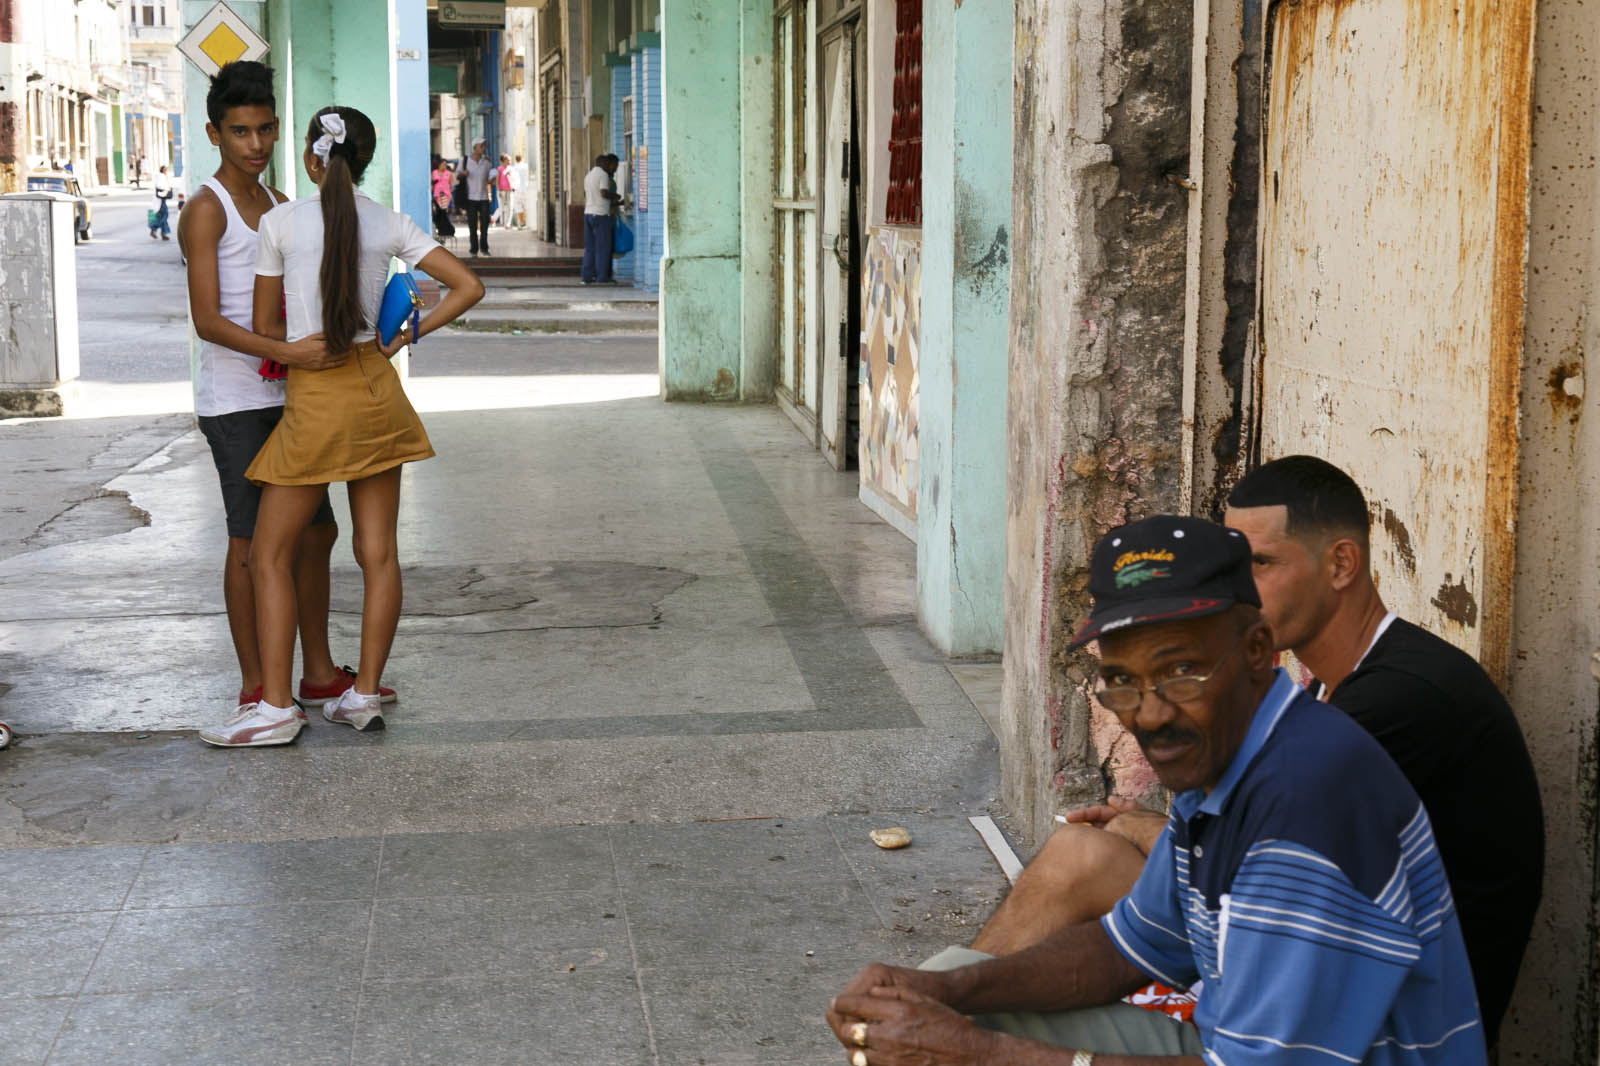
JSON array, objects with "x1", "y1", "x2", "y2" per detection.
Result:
[{"x1": 859, "y1": 228, "x2": 921, "y2": 515}]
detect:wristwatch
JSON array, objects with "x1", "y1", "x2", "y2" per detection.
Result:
[{"x1": 1071, "y1": 1052, "x2": 1095, "y2": 1066}]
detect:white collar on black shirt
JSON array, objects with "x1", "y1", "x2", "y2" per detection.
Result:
[{"x1": 1314, "y1": 610, "x2": 1397, "y2": 701}]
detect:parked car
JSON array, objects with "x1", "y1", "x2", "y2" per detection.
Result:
[{"x1": 24, "y1": 172, "x2": 91, "y2": 241}]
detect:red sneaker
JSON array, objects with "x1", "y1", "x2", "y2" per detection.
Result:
[{"x1": 296, "y1": 666, "x2": 397, "y2": 709}]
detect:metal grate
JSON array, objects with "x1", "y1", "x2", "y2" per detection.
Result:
[{"x1": 885, "y1": 0, "x2": 922, "y2": 226}]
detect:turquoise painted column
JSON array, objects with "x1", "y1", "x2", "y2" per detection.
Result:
[
  {"x1": 738, "y1": 0, "x2": 776, "y2": 400},
  {"x1": 915, "y1": 1, "x2": 1011, "y2": 655},
  {"x1": 659, "y1": 1, "x2": 743, "y2": 401}
]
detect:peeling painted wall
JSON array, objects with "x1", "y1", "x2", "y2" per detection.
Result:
[
  {"x1": 859, "y1": 228, "x2": 921, "y2": 517},
  {"x1": 1257, "y1": 0, "x2": 1528, "y2": 664},
  {"x1": 912, "y1": 0, "x2": 1011, "y2": 657},
  {"x1": 1250, "y1": 0, "x2": 1598, "y2": 1058},
  {"x1": 1502, "y1": 0, "x2": 1600, "y2": 1056},
  {"x1": 1004, "y1": 0, "x2": 1192, "y2": 844}
]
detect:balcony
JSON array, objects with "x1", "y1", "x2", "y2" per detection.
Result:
[{"x1": 129, "y1": 23, "x2": 180, "y2": 46}]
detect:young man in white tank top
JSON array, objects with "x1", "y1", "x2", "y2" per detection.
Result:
[{"x1": 179, "y1": 61, "x2": 396, "y2": 748}]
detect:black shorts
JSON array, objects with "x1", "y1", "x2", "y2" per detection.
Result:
[{"x1": 198, "y1": 406, "x2": 335, "y2": 538}]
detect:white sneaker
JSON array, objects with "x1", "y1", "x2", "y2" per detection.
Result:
[
  {"x1": 199, "y1": 702, "x2": 303, "y2": 747},
  {"x1": 324, "y1": 687, "x2": 385, "y2": 732}
]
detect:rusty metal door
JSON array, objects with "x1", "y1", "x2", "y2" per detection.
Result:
[
  {"x1": 1255, "y1": 0, "x2": 1534, "y2": 672},
  {"x1": 817, "y1": 21, "x2": 861, "y2": 470}
]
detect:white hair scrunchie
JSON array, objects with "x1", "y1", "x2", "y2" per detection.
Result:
[{"x1": 311, "y1": 113, "x2": 347, "y2": 164}]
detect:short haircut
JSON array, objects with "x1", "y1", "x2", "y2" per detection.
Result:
[
  {"x1": 1227, "y1": 455, "x2": 1370, "y2": 548},
  {"x1": 206, "y1": 61, "x2": 276, "y2": 127}
]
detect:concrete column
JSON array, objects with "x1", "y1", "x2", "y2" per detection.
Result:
[
  {"x1": 0, "y1": 0, "x2": 21, "y2": 194},
  {"x1": 659, "y1": 0, "x2": 742, "y2": 401},
  {"x1": 0, "y1": 196, "x2": 79, "y2": 416},
  {"x1": 1003, "y1": 0, "x2": 1193, "y2": 843},
  {"x1": 391, "y1": 0, "x2": 431, "y2": 231},
  {"x1": 738, "y1": 0, "x2": 776, "y2": 401},
  {"x1": 1503, "y1": 0, "x2": 1600, "y2": 1056},
  {"x1": 915, "y1": 0, "x2": 1010, "y2": 656}
]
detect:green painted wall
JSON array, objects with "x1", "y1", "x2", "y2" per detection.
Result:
[
  {"x1": 659, "y1": 1, "x2": 744, "y2": 400},
  {"x1": 264, "y1": 0, "x2": 397, "y2": 207},
  {"x1": 738, "y1": 0, "x2": 776, "y2": 400},
  {"x1": 915, "y1": 0, "x2": 1011, "y2": 654}
]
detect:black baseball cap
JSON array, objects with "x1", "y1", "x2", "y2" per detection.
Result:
[{"x1": 1067, "y1": 515, "x2": 1260, "y2": 649}]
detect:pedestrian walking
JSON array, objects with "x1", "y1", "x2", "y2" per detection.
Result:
[
  {"x1": 580, "y1": 153, "x2": 620, "y2": 284},
  {"x1": 430, "y1": 155, "x2": 455, "y2": 238},
  {"x1": 131, "y1": 154, "x2": 143, "y2": 189},
  {"x1": 462, "y1": 137, "x2": 494, "y2": 255},
  {"x1": 217, "y1": 105, "x2": 483, "y2": 744},
  {"x1": 496, "y1": 154, "x2": 514, "y2": 228},
  {"x1": 150, "y1": 164, "x2": 175, "y2": 240},
  {"x1": 179, "y1": 62, "x2": 370, "y2": 748},
  {"x1": 510, "y1": 154, "x2": 528, "y2": 228}
]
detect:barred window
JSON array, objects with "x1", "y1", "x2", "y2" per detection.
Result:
[{"x1": 885, "y1": 0, "x2": 922, "y2": 226}]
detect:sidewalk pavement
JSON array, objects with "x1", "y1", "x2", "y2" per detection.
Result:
[
  {"x1": 438, "y1": 220, "x2": 576, "y2": 261},
  {"x1": 0, "y1": 330, "x2": 1012, "y2": 1065}
]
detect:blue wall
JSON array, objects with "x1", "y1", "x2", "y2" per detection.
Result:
[
  {"x1": 393, "y1": 0, "x2": 431, "y2": 230},
  {"x1": 631, "y1": 45, "x2": 663, "y2": 293},
  {"x1": 609, "y1": 61, "x2": 633, "y2": 284}
]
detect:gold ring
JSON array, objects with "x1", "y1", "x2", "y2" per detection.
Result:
[
  {"x1": 850, "y1": 1022, "x2": 869, "y2": 1047},
  {"x1": 851, "y1": 1051, "x2": 868, "y2": 1066}
]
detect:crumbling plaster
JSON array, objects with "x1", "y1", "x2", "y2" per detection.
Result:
[{"x1": 1004, "y1": 0, "x2": 1192, "y2": 845}]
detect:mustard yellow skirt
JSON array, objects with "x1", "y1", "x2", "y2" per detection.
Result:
[{"x1": 246, "y1": 340, "x2": 434, "y2": 486}]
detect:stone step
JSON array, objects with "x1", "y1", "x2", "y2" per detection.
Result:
[{"x1": 449, "y1": 306, "x2": 658, "y2": 335}]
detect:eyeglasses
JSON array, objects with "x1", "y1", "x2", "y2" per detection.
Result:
[{"x1": 1092, "y1": 655, "x2": 1230, "y2": 713}]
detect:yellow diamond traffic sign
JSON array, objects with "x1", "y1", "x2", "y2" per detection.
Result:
[{"x1": 179, "y1": 2, "x2": 269, "y2": 79}]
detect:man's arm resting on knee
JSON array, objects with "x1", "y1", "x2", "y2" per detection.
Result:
[{"x1": 950, "y1": 916, "x2": 1152, "y2": 1014}]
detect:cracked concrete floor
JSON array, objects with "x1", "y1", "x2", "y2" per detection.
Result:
[{"x1": 0, "y1": 311, "x2": 1010, "y2": 1064}]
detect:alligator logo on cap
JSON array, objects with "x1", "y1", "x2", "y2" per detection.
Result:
[{"x1": 1112, "y1": 549, "x2": 1175, "y2": 590}]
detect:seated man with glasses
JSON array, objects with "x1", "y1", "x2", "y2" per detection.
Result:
[
  {"x1": 951, "y1": 457, "x2": 1541, "y2": 1049},
  {"x1": 826, "y1": 515, "x2": 1486, "y2": 1065}
]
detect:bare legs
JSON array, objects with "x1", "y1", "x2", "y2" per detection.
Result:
[
  {"x1": 222, "y1": 536, "x2": 264, "y2": 695},
  {"x1": 294, "y1": 522, "x2": 340, "y2": 686},
  {"x1": 251, "y1": 485, "x2": 330, "y2": 708},
  {"x1": 223, "y1": 522, "x2": 339, "y2": 698},
  {"x1": 346, "y1": 467, "x2": 402, "y2": 695},
  {"x1": 249, "y1": 468, "x2": 403, "y2": 707},
  {"x1": 969, "y1": 824, "x2": 1150, "y2": 956}
]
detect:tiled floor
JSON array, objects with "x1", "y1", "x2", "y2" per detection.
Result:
[
  {"x1": 0, "y1": 323, "x2": 1011, "y2": 1064},
  {"x1": 2, "y1": 816, "x2": 1006, "y2": 1066}
]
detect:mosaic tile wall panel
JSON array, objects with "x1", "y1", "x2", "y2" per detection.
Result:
[{"x1": 858, "y1": 228, "x2": 921, "y2": 516}]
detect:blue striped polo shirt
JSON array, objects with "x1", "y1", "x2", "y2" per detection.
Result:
[{"x1": 1102, "y1": 669, "x2": 1486, "y2": 1065}]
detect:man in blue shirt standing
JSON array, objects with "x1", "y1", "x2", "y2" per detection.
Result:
[{"x1": 827, "y1": 515, "x2": 1486, "y2": 1066}]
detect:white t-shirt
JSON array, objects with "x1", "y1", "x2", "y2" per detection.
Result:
[
  {"x1": 509, "y1": 161, "x2": 527, "y2": 192},
  {"x1": 255, "y1": 193, "x2": 439, "y2": 344},
  {"x1": 583, "y1": 166, "x2": 612, "y2": 216},
  {"x1": 463, "y1": 154, "x2": 494, "y2": 201}
]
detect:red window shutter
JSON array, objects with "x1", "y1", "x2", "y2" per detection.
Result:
[{"x1": 885, "y1": 0, "x2": 922, "y2": 226}]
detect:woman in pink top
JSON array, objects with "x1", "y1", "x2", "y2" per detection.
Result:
[{"x1": 496, "y1": 154, "x2": 513, "y2": 227}]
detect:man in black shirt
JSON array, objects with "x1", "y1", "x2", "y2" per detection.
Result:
[
  {"x1": 1224, "y1": 456, "x2": 1543, "y2": 1044},
  {"x1": 969, "y1": 456, "x2": 1543, "y2": 1046}
]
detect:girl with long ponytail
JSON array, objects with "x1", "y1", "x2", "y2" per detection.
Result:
[{"x1": 209, "y1": 105, "x2": 483, "y2": 746}]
